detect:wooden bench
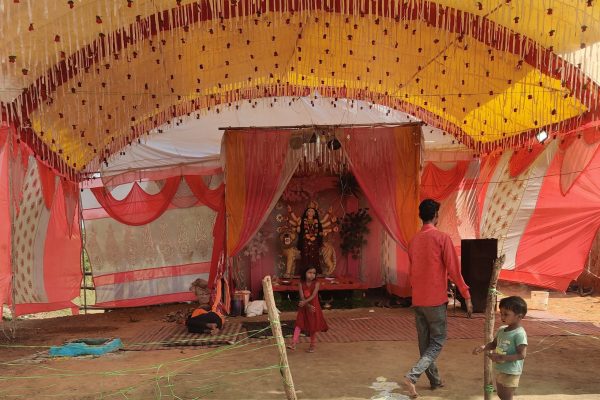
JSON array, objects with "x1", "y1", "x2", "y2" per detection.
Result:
[{"x1": 272, "y1": 276, "x2": 368, "y2": 309}]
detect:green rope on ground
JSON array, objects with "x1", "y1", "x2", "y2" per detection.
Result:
[{"x1": 484, "y1": 384, "x2": 495, "y2": 393}]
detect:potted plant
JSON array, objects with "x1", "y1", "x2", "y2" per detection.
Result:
[{"x1": 339, "y1": 208, "x2": 372, "y2": 259}]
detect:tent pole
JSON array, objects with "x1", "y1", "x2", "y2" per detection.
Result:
[
  {"x1": 218, "y1": 121, "x2": 423, "y2": 131},
  {"x1": 262, "y1": 276, "x2": 297, "y2": 400},
  {"x1": 6, "y1": 127, "x2": 17, "y2": 338},
  {"x1": 78, "y1": 190, "x2": 87, "y2": 315},
  {"x1": 483, "y1": 254, "x2": 505, "y2": 400}
]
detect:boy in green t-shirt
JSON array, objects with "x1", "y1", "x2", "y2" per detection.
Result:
[{"x1": 473, "y1": 296, "x2": 528, "y2": 400}]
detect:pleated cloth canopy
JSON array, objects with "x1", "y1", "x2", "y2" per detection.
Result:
[{"x1": 1, "y1": 0, "x2": 599, "y2": 180}]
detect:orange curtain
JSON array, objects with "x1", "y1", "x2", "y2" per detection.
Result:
[
  {"x1": 342, "y1": 125, "x2": 421, "y2": 249},
  {"x1": 224, "y1": 131, "x2": 247, "y2": 254},
  {"x1": 394, "y1": 127, "x2": 421, "y2": 246}
]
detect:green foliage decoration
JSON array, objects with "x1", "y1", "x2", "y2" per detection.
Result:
[{"x1": 339, "y1": 208, "x2": 372, "y2": 259}]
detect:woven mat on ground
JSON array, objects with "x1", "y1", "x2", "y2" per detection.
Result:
[
  {"x1": 123, "y1": 323, "x2": 242, "y2": 351},
  {"x1": 289, "y1": 315, "x2": 600, "y2": 343},
  {"x1": 241, "y1": 320, "x2": 296, "y2": 339},
  {"x1": 124, "y1": 315, "x2": 600, "y2": 349}
]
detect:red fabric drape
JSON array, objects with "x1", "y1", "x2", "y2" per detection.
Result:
[
  {"x1": 184, "y1": 175, "x2": 226, "y2": 291},
  {"x1": 184, "y1": 176, "x2": 224, "y2": 210},
  {"x1": 509, "y1": 145, "x2": 545, "y2": 177},
  {"x1": 226, "y1": 130, "x2": 292, "y2": 256},
  {"x1": 420, "y1": 161, "x2": 469, "y2": 201},
  {"x1": 91, "y1": 176, "x2": 180, "y2": 226},
  {"x1": 37, "y1": 161, "x2": 56, "y2": 210},
  {"x1": 342, "y1": 126, "x2": 421, "y2": 249},
  {"x1": 62, "y1": 180, "x2": 79, "y2": 238}
]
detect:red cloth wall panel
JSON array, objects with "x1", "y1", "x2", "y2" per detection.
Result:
[
  {"x1": 0, "y1": 141, "x2": 11, "y2": 315},
  {"x1": 13, "y1": 162, "x2": 81, "y2": 316},
  {"x1": 507, "y1": 145, "x2": 600, "y2": 290}
]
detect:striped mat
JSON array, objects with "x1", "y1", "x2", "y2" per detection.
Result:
[
  {"x1": 123, "y1": 323, "x2": 243, "y2": 351},
  {"x1": 123, "y1": 314, "x2": 600, "y2": 350},
  {"x1": 290, "y1": 314, "x2": 600, "y2": 343}
]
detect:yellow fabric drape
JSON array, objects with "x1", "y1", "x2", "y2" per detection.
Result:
[
  {"x1": 3, "y1": 1, "x2": 598, "y2": 174},
  {"x1": 224, "y1": 131, "x2": 246, "y2": 254}
]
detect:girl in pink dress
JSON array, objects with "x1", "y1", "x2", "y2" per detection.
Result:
[{"x1": 287, "y1": 266, "x2": 328, "y2": 353}]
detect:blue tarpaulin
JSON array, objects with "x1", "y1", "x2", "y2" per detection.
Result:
[{"x1": 49, "y1": 338, "x2": 122, "y2": 357}]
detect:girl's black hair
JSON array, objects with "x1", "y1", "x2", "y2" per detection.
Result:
[
  {"x1": 296, "y1": 207, "x2": 324, "y2": 251},
  {"x1": 300, "y1": 265, "x2": 317, "y2": 282}
]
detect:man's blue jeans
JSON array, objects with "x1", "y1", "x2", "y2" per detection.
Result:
[{"x1": 405, "y1": 304, "x2": 447, "y2": 386}]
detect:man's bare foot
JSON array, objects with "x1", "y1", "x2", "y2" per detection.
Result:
[{"x1": 403, "y1": 377, "x2": 419, "y2": 398}]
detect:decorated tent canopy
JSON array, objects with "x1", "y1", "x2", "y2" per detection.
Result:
[
  {"x1": 2, "y1": 1, "x2": 600, "y2": 315},
  {"x1": 1, "y1": 0, "x2": 600, "y2": 180}
]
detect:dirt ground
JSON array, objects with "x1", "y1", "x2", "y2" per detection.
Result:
[{"x1": 1, "y1": 283, "x2": 599, "y2": 400}]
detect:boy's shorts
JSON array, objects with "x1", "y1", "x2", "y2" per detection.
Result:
[{"x1": 495, "y1": 372, "x2": 521, "y2": 388}]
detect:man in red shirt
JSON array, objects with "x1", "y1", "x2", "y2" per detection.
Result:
[{"x1": 403, "y1": 199, "x2": 473, "y2": 398}]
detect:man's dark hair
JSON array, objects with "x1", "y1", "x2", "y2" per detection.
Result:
[
  {"x1": 499, "y1": 296, "x2": 528, "y2": 317},
  {"x1": 419, "y1": 199, "x2": 440, "y2": 222}
]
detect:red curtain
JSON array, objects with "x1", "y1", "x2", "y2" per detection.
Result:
[
  {"x1": 91, "y1": 176, "x2": 180, "y2": 226},
  {"x1": 225, "y1": 129, "x2": 293, "y2": 256},
  {"x1": 342, "y1": 126, "x2": 421, "y2": 249},
  {"x1": 509, "y1": 145, "x2": 545, "y2": 177},
  {"x1": 184, "y1": 175, "x2": 226, "y2": 290},
  {"x1": 420, "y1": 161, "x2": 469, "y2": 201}
]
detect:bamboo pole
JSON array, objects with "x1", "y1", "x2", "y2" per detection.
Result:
[
  {"x1": 483, "y1": 254, "x2": 505, "y2": 400},
  {"x1": 79, "y1": 191, "x2": 87, "y2": 315},
  {"x1": 218, "y1": 121, "x2": 424, "y2": 130},
  {"x1": 5, "y1": 127, "x2": 18, "y2": 339},
  {"x1": 262, "y1": 275, "x2": 297, "y2": 400}
]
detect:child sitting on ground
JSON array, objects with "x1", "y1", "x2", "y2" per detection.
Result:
[{"x1": 473, "y1": 296, "x2": 528, "y2": 400}]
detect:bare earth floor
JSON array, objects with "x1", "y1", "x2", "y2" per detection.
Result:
[{"x1": 1, "y1": 284, "x2": 599, "y2": 400}]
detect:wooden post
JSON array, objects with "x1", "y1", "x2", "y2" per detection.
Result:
[
  {"x1": 262, "y1": 276, "x2": 297, "y2": 400},
  {"x1": 483, "y1": 254, "x2": 505, "y2": 400}
]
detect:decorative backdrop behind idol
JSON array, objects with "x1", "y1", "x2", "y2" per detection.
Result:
[{"x1": 235, "y1": 174, "x2": 392, "y2": 295}]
